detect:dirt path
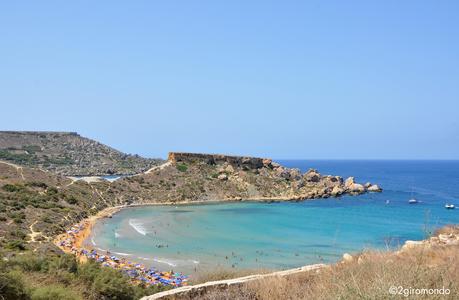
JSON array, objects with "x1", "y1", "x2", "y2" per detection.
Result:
[
  {"x1": 0, "y1": 160, "x2": 26, "y2": 180},
  {"x1": 28, "y1": 221, "x2": 43, "y2": 243},
  {"x1": 145, "y1": 161, "x2": 171, "y2": 174}
]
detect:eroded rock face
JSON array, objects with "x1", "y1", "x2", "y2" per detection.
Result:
[
  {"x1": 344, "y1": 177, "x2": 368, "y2": 194},
  {"x1": 342, "y1": 253, "x2": 354, "y2": 262},
  {"x1": 262, "y1": 158, "x2": 273, "y2": 168},
  {"x1": 400, "y1": 228, "x2": 459, "y2": 253},
  {"x1": 217, "y1": 174, "x2": 228, "y2": 181},
  {"x1": 169, "y1": 152, "x2": 266, "y2": 170},
  {"x1": 289, "y1": 168, "x2": 302, "y2": 180},
  {"x1": 367, "y1": 184, "x2": 382, "y2": 192},
  {"x1": 331, "y1": 186, "x2": 345, "y2": 196},
  {"x1": 344, "y1": 177, "x2": 355, "y2": 187},
  {"x1": 304, "y1": 169, "x2": 321, "y2": 182}
]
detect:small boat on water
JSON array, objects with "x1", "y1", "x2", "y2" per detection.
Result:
[
  {"x1": 445, "y1": 204, "x2": 455, "y2": 209},
  {"x1": 408, "y1": 187, "x2": 418, "y2": 204}
]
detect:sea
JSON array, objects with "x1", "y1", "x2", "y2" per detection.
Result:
[{"x1": 88, "y1": 160, "x2": 459, "y2": 274}]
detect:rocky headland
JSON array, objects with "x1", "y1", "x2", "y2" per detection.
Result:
[{"x1": 109, "y1": 152, "x2": 382, "y2": 204}]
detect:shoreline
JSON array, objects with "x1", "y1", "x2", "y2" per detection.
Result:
[
  {"x1": 53, "y1": 198, "x2": 295, "y2": 255},
  {"x1": 52, "y1": 194, "x2": 382, "y2": 288},
  {"x1": 53, "y1": 194, "x2": 373, "y2": 263},
  {"x1": 54, "y1": 205, "x2": 124, "y2": 260},
  {"x1": 54, "y1": 205, "x2": 189, "y2": 287}
]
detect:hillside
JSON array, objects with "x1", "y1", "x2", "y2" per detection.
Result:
[
  {"x1": 0, "y1": 131, "x2": 163, "y2": 176},
  {"x1": 0, "y1": 162, "x2": 168, "y2": 299},
  {"x1": 0, "y1": 161, "x2": 118, "y2": 252}
]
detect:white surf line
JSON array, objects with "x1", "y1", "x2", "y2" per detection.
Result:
[
  {"x1": 153, "y1": 258, "x2": 177, "y2": 267},
  {"x1": 140, "y1": 263, "x2": 326, "y2": 300},
  {"x1": 128, "y1": 219, "x2": 147, "y2": 235}
]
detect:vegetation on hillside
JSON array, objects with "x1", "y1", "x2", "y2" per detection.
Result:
[
  {"x1": 0, "y1": 252, "x2": 169, "y2": 300},
  {"x1": 0, "y1": 162, "x2": 167, "y2": 300},
  {"x1": 0, "y1": 131, "x2": 163, "y2": 176}
]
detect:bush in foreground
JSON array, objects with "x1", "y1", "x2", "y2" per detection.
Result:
[{"x1": 31, "y1": 285, "x2": 80, "y2": 300}]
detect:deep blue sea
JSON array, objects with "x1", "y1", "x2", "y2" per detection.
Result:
[{"x1": 89, "y1": 160, "x2": 459, "y2": 274}]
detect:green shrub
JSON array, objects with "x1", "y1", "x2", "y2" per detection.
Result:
[
  {"x1": 14, "y1": 253, "x2": 49, "y2": 272},
  {"x1": 77, "y1": 261, "x2": 101, "y2": 283},
  {"x1": 49, "y1": 254, "x2": 78, "y2": 274},
  {"x1": 133, "y1": 284, "x2": 171, "y2": 299},
  {"x1": 13, "y1": 217, "x2": 23, "y2": 224},
  {"x1": 176, "y1": 163, "x2": 188, "y2": 172},
  {"x1": 41, "y1": 215, "x2": 51, "y2": 223},
  {"x1": 22, "y1": 145, "x2": 42, "y2": 154},
  {"x1": 46, "y1": 187, "x2": 58, "y2": 195},
  {"x1": 10, "y1": 229, "x2": 27, "y2": 240},
  {"x1": 2, "y1": 184, "x2": 24, "y2": 192},
  {"x1": 65, "y1": 196, "x2": 78, "y2": 205},
  {"x1": 31, "y1": 285, "x2": 80, "y2": 300},
  {"x1": 26, "y1": 182, "x2": 48, "y2": 189},
  {"x1": 91, "y1": 267, "x2": 135, "y2": 300},
  {"x1": 5, "y1": 240, "x2": 26, "y2": 251},
  {"x1": 0, "y1": 271, "x2": 30, "y2": 300}
]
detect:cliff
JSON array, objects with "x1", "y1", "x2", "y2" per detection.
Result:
[
  {"x1": 168, "y1": 152, "x2": 266, "y2": 169},
  {"x1": 0, "y1": 131, "x2": 163, "y2": 175}
]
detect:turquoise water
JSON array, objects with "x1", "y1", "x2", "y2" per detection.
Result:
[{"x1": 90, "y1": 161, "x2": 459, "y2": 273}]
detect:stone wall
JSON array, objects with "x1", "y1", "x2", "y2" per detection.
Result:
[{"x1": 168, "y1": 152, "x2": 268, "y2": 170}]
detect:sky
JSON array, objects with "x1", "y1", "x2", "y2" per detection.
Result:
[{"x1": 0, "y1": 1, "x2": 458, "y2": 160}]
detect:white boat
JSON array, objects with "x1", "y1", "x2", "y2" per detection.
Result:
[
  {"x1": 408, "y1": 187, "x2": 418, "y2": 204},
  {"x1": 445, "y1": 204, "x2": 455, "y2": 209}
]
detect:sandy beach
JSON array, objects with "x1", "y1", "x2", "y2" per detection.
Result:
[
  {"x1": 55, "y1": 205, "x2": 123, "y2": 255},
  {"x1": 54, "y1": 205, "x2": 189, "y2": 287}
]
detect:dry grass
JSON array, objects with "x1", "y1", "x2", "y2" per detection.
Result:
[{"x1": 199, "y1": 243, "x2": 459, "y2": 299}]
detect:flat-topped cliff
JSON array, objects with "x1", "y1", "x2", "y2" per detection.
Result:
[
  {"x1": 0, "y1": 131, "x2": 163, "y2": 176},
  {"x1": 168, "y1": 152, "x2": 266, "y2": 169}
]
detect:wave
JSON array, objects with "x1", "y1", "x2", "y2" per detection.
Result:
[
  {"x1": 138, "y1": 256, "x2": 151, "y2": 261},
  {"x1": 91, "y1": 237, "x2": 96, "y2": 246},
  {"x1": 128, "y1": 219, "x2": 147, "y2": 236},
  {"x1": 113, "y1": 251, "x2": 131, "y2": 256},
  {"x1": 153, "y1": 258, "x2": 177, "y2": 267}
]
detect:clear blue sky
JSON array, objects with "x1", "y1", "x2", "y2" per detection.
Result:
[{"x1": 1, "y1": 1, "x2": 458, "y2": 159}]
